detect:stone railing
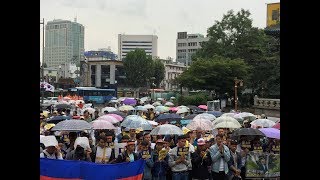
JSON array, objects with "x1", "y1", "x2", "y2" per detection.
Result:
[{"x1": 253, "y1": 96, "x2": 280, "y2": 109}]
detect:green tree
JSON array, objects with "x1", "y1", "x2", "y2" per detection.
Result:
[
  {"x1": 177, "y1": 55, "x2": 250, "y2": 95},
  {"x1": 153, "y1": 59, "x2": 165, "y2": 88},
  {"x1": 123, "y1": 49, "x2": 154, "y2": 88},
  {"x1": 193, "y1": 9, "x2": 279, "y2": 97}
]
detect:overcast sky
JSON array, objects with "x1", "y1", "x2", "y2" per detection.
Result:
[{"x1": 40, "y1": 0, "x2": 279, "y2": 62}]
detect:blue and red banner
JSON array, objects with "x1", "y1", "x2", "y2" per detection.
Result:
[{"x1": 40, "y1": 158, "x2": 145, "y2": 180}]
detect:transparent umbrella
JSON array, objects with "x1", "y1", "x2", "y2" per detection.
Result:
[
  {"x1": 121, "y1": 115, "x2": 152, "y2": 130},
  {"x1": 150, "y1": 124, "x2": 183, "y2": 135},
  {"x1": 92, "y1": 120, "x2": 117, "y2": 130},
  {"x1": 51, "y1": 120, "x2": 92, "y2": 131},
  {"x1": 186, "y1": 119, "x2": 214, "y2": 131},
  {"x1": 251, "y1": 119, "x2": 276, "y2": 128},
  {"x1": 193, "y1": 113, "x2": 216, "y2": 122}
]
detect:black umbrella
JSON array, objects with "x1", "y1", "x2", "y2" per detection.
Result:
[
  {"x1": 55, "y1": 104, "x2": 71, "y2": 109},
  {"x1": 46, "y1": 115, "x2": 71, "y2": 124},
  {"x1": 184, "y1": 114, "x2": 197, "y2": 120},
  {"x1": 155, "y1": 114, "x2": 181, "y2": 123},
  {"x1": 108, "y1": 111, "x2": 126, "y2": 118},
  {"x1": 231, "y1": 128, "x2": 265, "y2": 140},
  {"x1": 207, "y1": 111, "x2": 223, "y2": 117},
  {"x1": 187, "y1": 105, "x2": 202, "y2": 111}
]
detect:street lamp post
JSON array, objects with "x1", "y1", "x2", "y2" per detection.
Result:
[
  {"x1": 150, "y1": 77, "x2": 156, "y2": 101},
  {"x1": 234, "y1": 77, "x2": 243, "y2": 112},
  {"x1": 40, "y1": 18, "x2": 45, "y2": 105}
]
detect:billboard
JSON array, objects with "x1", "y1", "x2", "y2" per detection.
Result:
[
  {"x1": 246, "y1": 152, "x2": 280, "y2": 178},
  {"x1": 267, "y1": 3, "x2": 280, "y2": 27}
]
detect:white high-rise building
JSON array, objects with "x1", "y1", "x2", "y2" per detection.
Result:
[
  {"x1": 118, "y1": 34, "x2": 158, "y2": 61},
  {"x1": 44, "y1": 19, "x2": 85, "y2": 68},
  {"x1": 176, "y1": 32, "x2": 209, "y2": 66}
]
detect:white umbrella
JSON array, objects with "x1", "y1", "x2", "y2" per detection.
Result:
[
  {"x1": 221, "y1": 112, "x2": 236, "y2": 118},
  {"x1": 212, "y1": 116, "x2": 241, "y2": 127},
  {"x1": 98, "y1": 115, "x2": 120, "y2": 124},
  {"x1": 119, "y1": 105, "x2": 135, "y2": 111},
  {"x1": 251, "y1": 119, "x2": 276, "y2": 128},
  {"x1": 144, "y1": 104, "x2": 155, "y2": 109},
  {"x1": 101, "y1": 107, "x2": 117, "y2": 113},
  {"x1": 214, "y1": 121, "x2": 242, "y2": 129},
  {"x1": 186, "y1": 119, "x2": 214, "y2": 131},
  {"x1": 135, "y1": 106, "x2": 148, "y2": 112},
  {"x1": 234, "y1": 112, "x2": 256, "y2": 121},
  {"x1": 152, "y1": 102, "x2": 162, "y2": 106},
  {"x1": 92, "y1": 120, "x2": 117, "y2": 130},
  {"x1": 176, "y1": 108, "x2": 189, "y2": 114},
  {"x1": 147, "y1": 120, "x2": 158, "y2": 126},
  {"x1": 193, "y1": 113, "x2": 216, "y2": 122},
  {"x1": 109, "y1": 99, "x2": 119, "y2": 103},
  {"x1": 164, "y1": 102, "x2": 174, "y2": 107},
  {"x1": 150, "y1": 124, "x2": 183, "y2": 135}
]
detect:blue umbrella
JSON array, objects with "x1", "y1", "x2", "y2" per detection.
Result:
[
  {"x1": 155, "y1": 114, "x2": 181, "y2": 123},
  {"x1": 207, "y1": 111, "x2": 223, "y2": 117},
  {"x1": 121, "y1": 115, "x2": 152, "y2": 130},
  {"x1": 180, "y1": 119, "x2": 192, "y2": 126},
  {"x1": 46, "y1": 115, "x2": 71, "y2": 124},
  {"x1": 135, "y1": 106, "x2": 147, "y2": 112}
]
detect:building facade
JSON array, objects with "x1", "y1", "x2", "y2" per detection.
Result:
[
  {"x1": 80, "y1": 60, "x2": 125, "y2": 88},
  {"x1": 176, "y1": 32, "x2": 209, "y2": 66},
  {"x1": 84, "y1": 49, "x2": 118, "y2": 61},
  {"x1": 118, "y1": 34, "x2": 158, "y2": 61},
  {"x1": 44, "y1": 19, "x2": 85, "y2": 68},
  {"x1": 158, "y1": 58, "x2": 186, "y2": 91}
]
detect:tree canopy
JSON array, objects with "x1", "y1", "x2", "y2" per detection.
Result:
[{"x1": 153, "y1": 59, "x2": 165, "y2": 88}]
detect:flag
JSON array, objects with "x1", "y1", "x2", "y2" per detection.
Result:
[
  {"x1": 40, "y1": 82, "x2": 55, "y2": 92},
  {"x1": 40, "y1": 158, "x2": 145, "y2": 180}
]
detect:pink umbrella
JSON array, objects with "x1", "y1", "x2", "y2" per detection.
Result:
[
  {"x1": 198, "y1": 105, "x2": 208, "y2": 110},
  {"x1": 97, "y1": 115, "x2": 119, "y2": 124},
  {"x1": 169, "y1": 107, "x2": 178, "y2": 112},
  {"x1": 272, "y1": 122, "x2": 280, "y2": 130},
  {"x1": 92, "y1": 120, "x2": 117, "y2": 130},
  {"x1": 107, "y1": 114, "x2": 124, "y2": 122}
]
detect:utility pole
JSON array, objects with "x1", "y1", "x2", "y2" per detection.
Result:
[{"x1": 234, "y1": 77, "x2": 243, "y2": 112}]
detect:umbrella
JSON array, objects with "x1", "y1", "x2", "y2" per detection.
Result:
[
  {"x1": 101, "y1": 107, "x2": 117, "y2": 113},
  {"x1": 155, "y1": 114, "x2": 181, "y2": 123},
  {"x1": 221, "y1": 112, "x2": 236, "y2": 118},
  {"x1": 234, "y1": 112, "x2": 256, "y2": 121},
  {"x1": 184, "y1": 114, "x2": 198, "y2": 120},
  {"x1": 181, "y1": 120, "x2": 192, "y2": 126},
  {"x1": 144, "y1": 104, "x2": 155, "y2": 109},
  {"x1": 193, "y1": 113, "x2": 216, "y2": 122},
  {"x1": 55, "y1": 104, "x2": 71, "y2": 109},
  {"x1": 169, "y1": 107, "x2": 178, "y2": 112},
  {"x1": 187, "y1": 105, "x2": 202, "y2": 112},
  {"x1": 118, "y1": 97, "x2": 126, "y2": 102},
  {"x1": 152, "y1": 102, "x2": 162, "y2": 107},
  {"x1": 206, "y1": 111, "x2": 223, "y2": 117},
  {"x1": 150, "y1": 124, "x2": 183, "y2": 135},
  {"x1": 176, "y1": 108, "x2": 189, "y2": 114},
  {"x1": 147, "y1": 120, "x2": 158, "y2": 126},
  {"x1": 92, "y1": 120, "x2": 117, "y2": 130},
  {"x1": 232, "y1": 128, "x2": 266, "y2": 138},
  {"x1": 164, "y1": 102, "x2": 174, "y2": 107},
  {"x1": 258, "y1": 128, "x2": 280, "y2": 139},
  {"x1": 186, "y1": 119, "x2": 214, "y2": 131},
  {"x1": 51, "y1": 120, "x2": 92, "y2": 131},
  {"x1": 119, "y1": 105, "x2": 135, "y2": 111},
  {"x1": 97, "y1": 115, "x2": 119, "y2": 124},
  {"x1": 212, "y1": 116, "x2": 241, "y2": 127},
  {"x1": 198, "y1": 105, "x2": 208, "y2": 110},
  {"x1": 109, "y1": 99, "x2": 119, "y2": 103},
  {"x1": 123, "y1": 98, "x2": 137, "y2": 105},
  {"x1": 46, "y1": 115, "x2": 71, "y2": 124},
  {"x1": 82, "y1": 107, "x2": 96, "y2": 114},
  {"x1": 251, "y1": 119, "x2": 276, "y2": 128},
  {"x1": 83, "y1": 104, "x2": 93, "y2": 109},
  {"x1": 109, "y1": 111, "x2": 126, "y2": 118},
  {"x1": 155, "y1": 106, "x2": 169, "y2": 113},
  {"x1": 121, "y1": 115, "x2": 152, "y2": 130},
  {"x1": 107, "y1": 114, "x2": 124, "y2": 121},
  {"x1": 214, "y1": 121, "x2": 242, "y2": 129},
  {"x1": 135, "y1": 106, "x2": 148, "y2": 112},
  {"x1": 272, "y1": 122, "x2": 280, "y2": 130}
]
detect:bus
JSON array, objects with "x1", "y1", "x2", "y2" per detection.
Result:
[{"x1": 68, "y1": 87, "x2": 117, "y2": 104}]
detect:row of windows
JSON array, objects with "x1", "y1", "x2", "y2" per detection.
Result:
[
  {"x1": 177, "y1": 56, "x2": 186, "y2": 59},
  {"x1": 178, "y1": 49, "x2": 186, "y2": 53},
  {"x1": 122, "y1": 48, "x2": 152, "y2": 50},
  {"x1": 122, "y1": 41, "x2": 152, "y2": 43},
  {"x1": 188, "y1": 42, "x2": 197, "y2": 46},
  {"x1": 178, "y1": 43, "x2": 187, "y2": 47},
  {"x1": 122, "y1": 44, "x2": 152, "y2": 47},
  {"x1": 188, "y1": 35, "x2": 199, "y2": 39},
  {"x1": 46, "y1": 24, "x2": 68, "y2": 30},
  {"x1": 168, "y1": 66, "x2": 184, "y2": 71},
  {"x1": 188, "y1": 49, "x2": 197, "y2": 52}
]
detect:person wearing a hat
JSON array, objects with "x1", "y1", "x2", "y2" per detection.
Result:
[
  {"x1": 66, "y1": 137, "x2": 92, "y2": 162},
  {"x1": 40, "y1": 135, "x2": 63, "y2": 160},
  {"x1": 152, "y1": 139, "x2": 169, "y2": 180},
  {"x1": 115, "y1": 140, "x2": 139, "y2": 163},
  {"x1": 168, "y1": 135, "x2": 191, "y2": 179},
  {"x1": 191, "y1": 138, "x2": 212, "y2": 180},
  {"x1": 208, "y1": 134, "x2": 231, "y2": 180}
]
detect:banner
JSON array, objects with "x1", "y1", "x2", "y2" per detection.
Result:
[
  {"x1": 246, "y1": 152, "x2": 280, "y2": 178},
  {"x1": 40, "y1": 158, "x2": 145, "y2": 180}
]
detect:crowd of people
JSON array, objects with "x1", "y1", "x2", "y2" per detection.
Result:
[{"x1": 40, "y1": 98, "x2": 280, "y2": 180}]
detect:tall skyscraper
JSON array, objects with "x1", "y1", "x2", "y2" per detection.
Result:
[
  {"x1": 118, "y1": 34, "x2": 158, "y2": 61},
  {"x1": 176, "y1": 32, "x2": 209, "y2": 66},
  {"x1": 44, "y1": 19, "x2": 85, "y2": 68}
]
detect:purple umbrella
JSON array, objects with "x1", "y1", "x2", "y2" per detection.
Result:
[
  {"x1": 123, "y1": 98, "x2": 137, "y2": 105},
  {"x1": 258, "y1": 128, "x2": 280, "y2": 139}
]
